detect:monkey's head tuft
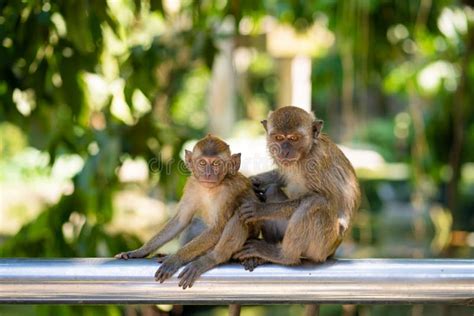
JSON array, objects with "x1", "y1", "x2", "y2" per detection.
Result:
[{"x1": 268, "y1": 106, "x2": 315, "y2": 132}]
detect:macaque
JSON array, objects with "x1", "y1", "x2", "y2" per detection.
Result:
[
  {"x1": 116, "y1": 135, "x2": 258, "y2": 289},
  {"x1": 234, "y1": 106, "x2": 360, "y2": 267}
]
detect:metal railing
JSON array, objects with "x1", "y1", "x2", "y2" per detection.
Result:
[{"x1": 0, "y1": 258, "x2": 473, "y2": 305}]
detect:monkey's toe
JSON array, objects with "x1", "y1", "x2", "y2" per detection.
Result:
[
  {"x1": 178, "y1": 263, "x2": 203, "y2": 289},
  {"x1": 154, "y1": 265, "x2": 175, "y2": 283},
  {"x1": 115, "y1": 252, "x2": 129, "y2": 260},
  {"x1": 242, "y1": 257, "x2": 266, "y2": 271}
]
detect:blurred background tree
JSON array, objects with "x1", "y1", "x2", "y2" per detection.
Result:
[{"x1": 0, "y1": 0, "x2": 473, "y2": 315}]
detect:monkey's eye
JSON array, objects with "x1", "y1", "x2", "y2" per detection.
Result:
[
  {"x1": 288, "y1": 135, "x2": 300, "y2": 141},
  {"x1": 274, "y1": 135, "x2": 285, "y2": 141},
  {"x1": 198, "y1": 160, "x2": 206, "y2": 166},
  {"x1": 212, "y1": 160, "x2": 222, "y2": 166}
]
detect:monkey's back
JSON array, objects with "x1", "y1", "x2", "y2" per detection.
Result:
[{"x1": 304, "y1": 134, "x2": 361, "y2": 216}]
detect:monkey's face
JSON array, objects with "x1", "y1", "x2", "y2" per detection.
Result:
[
  {"x1": 192, "y1": 155, "x2": 228, "y2": 188},
  {"x1": 185, "y1": 135, "x2": 241, "y2": 188},
  {"x1": 267, "y1": 131, "x2": 312, "y2": 166},
  {"x1": 262, "y1": 106, "x2": 324, "y2": 166}
]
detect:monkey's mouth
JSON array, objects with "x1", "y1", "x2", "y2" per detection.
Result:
[
  {"x1": 198, "y1": 179, "x2": 221, "y2": 188},
  {"x1": 277, "y1": 157, "x2": 299, "y2": 165}
]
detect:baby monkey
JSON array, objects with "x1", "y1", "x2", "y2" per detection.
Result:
[{"x1": 116, "y1": 134, "x2": 258, "y2": 289}]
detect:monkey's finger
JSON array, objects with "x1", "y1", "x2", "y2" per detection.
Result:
[
  {"x1": 242, "y1": 212, "x2": 259, "y2": 223},
  {"x1": 244, "y1": 216, "x2": 258, "y2": 224},
  {"x1": 250, "y1": 177, "x2": 261, "y2": 187},
  {"x1": 239, "y1": 209, "x2": 255, "y2": 220}
]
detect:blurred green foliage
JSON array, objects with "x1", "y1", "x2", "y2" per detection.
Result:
[{"x1": 0, "y1": 0, "x2": 473, "y2": 315}]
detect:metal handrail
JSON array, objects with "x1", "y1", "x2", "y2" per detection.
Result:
[{"x1": 0, "y1": 258, "x2": 473, "y2": 305}]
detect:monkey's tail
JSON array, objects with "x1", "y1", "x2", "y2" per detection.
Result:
[
  {"x1": 304, "y1": 304, "x2": 320, "y2": 316},
  {"x1": 228, "y1": 304, "x2": 241, "y2": 316}
]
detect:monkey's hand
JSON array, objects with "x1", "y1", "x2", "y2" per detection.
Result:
[
  {"x1": 114, "y1": 249, "x2": 146, "y2": 260},
  {"x1": 249, "y1": 175, "x2": 263, "y2": 189},
  {"x1": 238, "y1": 201, "x2": 263, "y2": 224},
  {"x1": 154, "y1": 255, "x2": 183, "y2": 283},
  {"x1": 240, "y1": 257, "x2": 266, "y2": 271}
]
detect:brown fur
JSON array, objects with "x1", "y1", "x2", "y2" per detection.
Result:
[
  {"x1": 195, "y1": 134, "x2": 231, "y2": 156},
  {"x1": 116, "y1": 135, "x2": 258, "y2": 290},
  {"x1": 235, "y1": 106, "x2": 360, "y2": 266}
]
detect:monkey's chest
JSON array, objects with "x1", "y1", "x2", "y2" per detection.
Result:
[
  {"x1": 283, "y1": 175, "x2": 310, "y2": 199},
  {"x1": 198, "y1": 193, "x2": 227, "y2": 226}
]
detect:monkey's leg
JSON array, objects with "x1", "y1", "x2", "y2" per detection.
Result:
[
  {"x1": 303, "y1": 207, "x2": 340, "y2": 263},
  {"x1": 178, "y1": 214, "x2": 249, "y2": 289},
  {"x1": 261, "y1": 184, "x2": 288, "y2": 243},
  {"x1": 237, "y1": 201, "x2": 334, "y2": 265}
]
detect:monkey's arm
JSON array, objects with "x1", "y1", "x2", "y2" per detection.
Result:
[
  {"x1": 239, "y1": 194, "x2": 326, "y2": 223},
  {"x1": 250, "y1": 169, "x2": 284, "y2": 188},
  {"x1": 115, "y1": 199, "x2": 195, "y2": 259}
]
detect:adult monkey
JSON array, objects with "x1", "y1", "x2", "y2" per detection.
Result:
[{"x1": 235, "y1": 106, "x2": 360, "y2": 267}]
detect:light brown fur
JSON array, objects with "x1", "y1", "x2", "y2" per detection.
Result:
[
  {"x1": 234, "y1": 106, "x2": 360, "y2": 266},
  {"x1": 116, "y1": 135, "x2": 258, "y2": 290}
]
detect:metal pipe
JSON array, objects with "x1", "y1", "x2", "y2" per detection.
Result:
[{"x1": 0, "y1": 258, "x2": 472, "y2": 305}]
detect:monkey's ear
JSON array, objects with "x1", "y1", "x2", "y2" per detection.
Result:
[
  {"x1": 261, "y1": 120, "x2": 268, "y2": 131},
  {"x1": 312, "y1": 120, "x2": 324, "y2": 138},
  {"x1": 229, "y1": 153, "x2": 241, "y2": 175},
  {"x1": 184, "y1": 150, "x2": 193, "y2": 171}
]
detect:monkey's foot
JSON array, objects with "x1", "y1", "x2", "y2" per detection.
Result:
[
  {"x1": 233, "y1": 239, "x2": 268, "y2": 260},
  {"x1": 154, "y1": 256, "x2": 182, "y2": 283},
  {"x1": 240, "y1": 257, "x2": 267, "y2": 271},
  {"x1": 178, "y1": 261, "x2": 206, "y2": 289}
]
